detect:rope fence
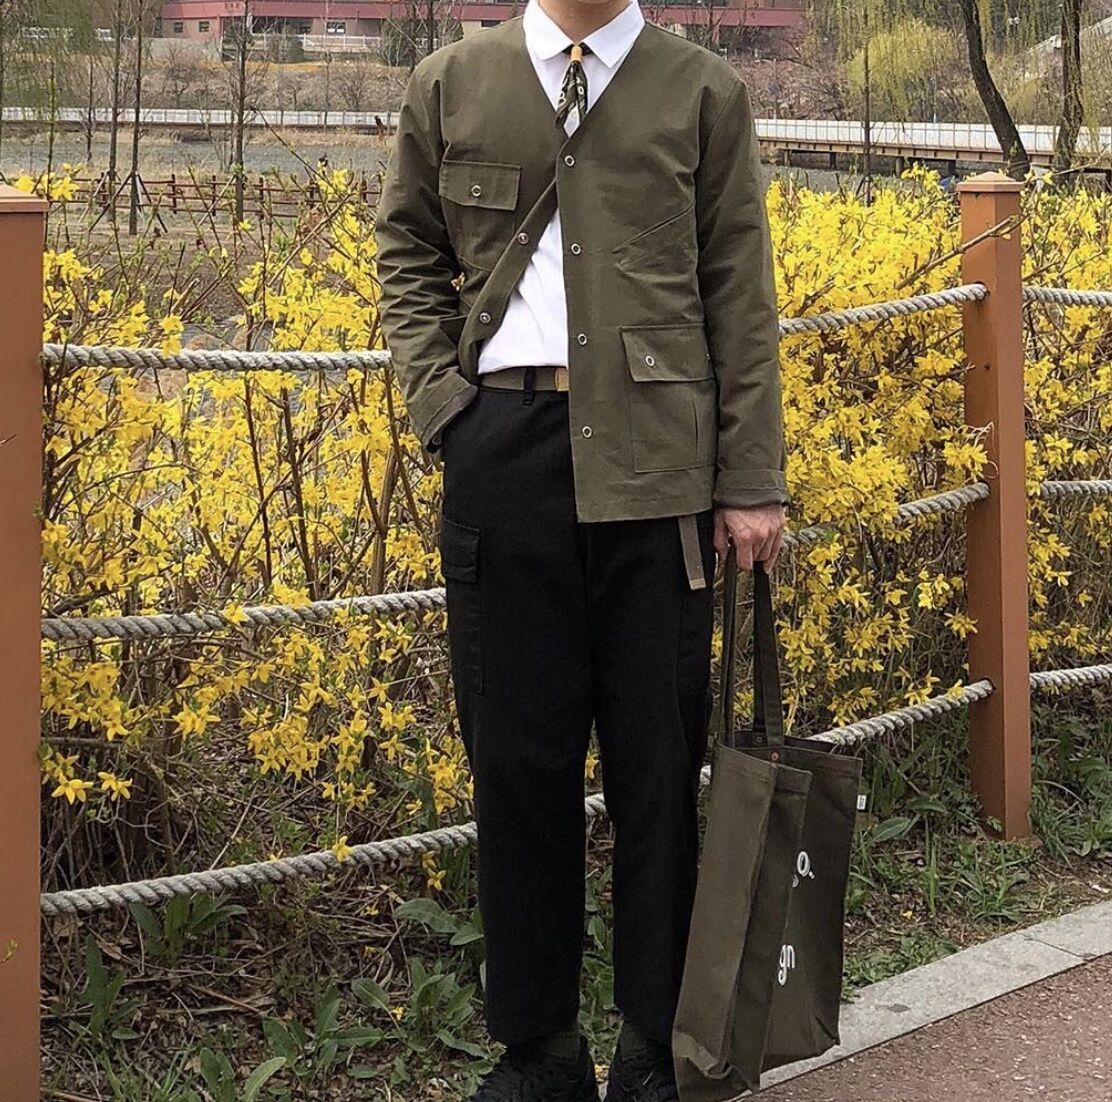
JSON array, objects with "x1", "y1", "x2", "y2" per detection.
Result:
[
  {"x1": 42, "y1": 483, "x2": 986, "y2": 643},
  {"x1": 1039, "y1": 480, "x2": 1112, "y2": 499},
  {"x1": 46, "y1": 477, "x2": 1112, "y2": 644},
  {"x1": 39, "y1": 661, "x2": 1112, "y2": 919},
  {"x1": 39, "y1": 285, "x2": 990, "y2": 375},
  {"x1": 40, "y1": 344, "x2": 394, "y2": 374},
  {"x1": 38, "y1": 284, "x2": 1110, "y2": 377},
  {"x1": 35, "y1": 278, "x2": 1112, "y2": 920},
  {"x1": 1023, "y1": 286, "x2": 1112, "y2": 309}
]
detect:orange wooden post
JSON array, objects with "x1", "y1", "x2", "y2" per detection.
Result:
[
  {"x1": 0, "y1": 186, "x2": 47, "y2": 1098},
  {"x1": 957, "y1": 173, "x2": 1031, "y2": 840}
]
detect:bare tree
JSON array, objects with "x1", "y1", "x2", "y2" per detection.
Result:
[
  {"x1": 332, "y1": 55, "x2": 379, "y2": 111},
  {"x1": 158, "y1": 39, "x2": 198, "y2": 107},
  {"x1": 956, "y1": 0, "x2": 1031, "y2": 178},
  {"x1": 1053, "y1": 0, "x2": 1084, "y2": 176},
  {"x1": 221, "y1": 1, "x2": 267, "y2": 218},
  {"x1": 127, "y1": 0, "x2": 148, "y2": 234},
  {"x1": 232, "y1": 0, "x2": 250, "y2": 221},
  {"x1": 108, "y1": 0, "x2": 124, "y2": 190}
]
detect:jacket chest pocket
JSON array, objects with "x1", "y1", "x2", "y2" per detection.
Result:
[
  {"x1": 438, "y1": 159, "x2": 521, "y2": 273},
  {"x1": 621, "y1": 323, "x2": 717, "y2": 474}
]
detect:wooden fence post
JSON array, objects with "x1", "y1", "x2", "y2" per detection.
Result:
[
  {"x1": 0, "y1": 185, "x2": 47, "y2": 1100},
  {"x1": 957, "y1": 172, "x2": 1031, "y2": 840}
]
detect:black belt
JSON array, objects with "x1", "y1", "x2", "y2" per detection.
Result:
[{"x1": 478, "y1": 366, "x2": 569, "y2": 392}]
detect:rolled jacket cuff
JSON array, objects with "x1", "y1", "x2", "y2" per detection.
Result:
[
  {"x1": 417, "y1": 373, "x2": 479, "y2": 453},
  {"x1": 713, "y1": 468, "x2": 790, "y2": 509}
]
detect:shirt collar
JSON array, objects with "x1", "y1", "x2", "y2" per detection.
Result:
[{"x1": 523, "y1": 0, "x2": 644, "y2": 68}]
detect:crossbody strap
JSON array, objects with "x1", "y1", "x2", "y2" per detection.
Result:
[{"x1": 719, "y1": 549, "x2": 785, "y2": 749}]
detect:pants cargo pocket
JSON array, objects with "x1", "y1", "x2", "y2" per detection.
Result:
[{"x1": 440, "y1": 516, "x2": 483, "y2": 696}]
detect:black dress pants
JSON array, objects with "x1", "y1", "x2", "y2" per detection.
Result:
[{"x1": 439, "y1": 386, "x2": 715, "y2": 1047}]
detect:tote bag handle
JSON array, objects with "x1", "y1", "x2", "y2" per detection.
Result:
[{"x1": 719, "y1": 548, "x2": 785, "y2": 749}]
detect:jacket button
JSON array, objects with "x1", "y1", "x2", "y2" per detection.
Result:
[
  {"x1": 470, "y1": 183, "x2": 483, "y2": 197},
  {"x1": 577, "y1": 333, "x2": 588, "y2": 345},
  {"x1": 479, "y1": 311, "x2": 492, "y2": 324},
  {"x1": 581, "y1": 425, "x2": 593, "y2": 439},
  {"x1": 645, "y1": 354, "x2": 655, "y2": 367},
  {"x1": 570, "y1": 242, "x2": 582, "y2": 255},
  {"x1": 517, "y1": 232, "x2": 529, "y2": 244},
  {"x1": 564, "y1": 154, "x2": 575, "y2": 166}
]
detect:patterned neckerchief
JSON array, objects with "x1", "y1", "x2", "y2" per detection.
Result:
[{"x1": 554, "y1": 42, "x2": 592, "y2": 128}]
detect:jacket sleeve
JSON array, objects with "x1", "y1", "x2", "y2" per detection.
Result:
[
  {"x1": 375, "y1": 63, "x2": 477, "y2": 452},
  {"x1": 695, "y1": 78, "x2": 789, "y2": 509}
]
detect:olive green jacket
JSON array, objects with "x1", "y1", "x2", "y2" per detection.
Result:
[{"x1": 375, "y1": 15, "x2": 788, "y2": 522}]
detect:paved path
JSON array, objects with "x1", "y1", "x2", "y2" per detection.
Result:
[{"x1": 761, "y1": 954, "x2": 1112, "y2": 1101}]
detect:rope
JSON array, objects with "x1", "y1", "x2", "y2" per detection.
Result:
[
  {"x1": 778, "y1": 284, "x2": 987, "y2": 338},
  {"x1": 41, "y1": 344, "x2": 393, "y2": 373},
  {"x1": 43, "y1": 486, "x2": 989, "y2": 643},
  {"x1": 1030, "y1": 663, "x2": 1112, "y2": 692},
  {"x1": 41, "y1": 790, "x2": 612, "y2": 918},
  {"x1": 40, "y1": 678, "x2": 995, "y2": 917},
  {"x1": 1024, "y1": 287, "x2": 1112, "y2": 309},
  {"x1": 42, "y1": 588, "x2": 447, "y2": 643},
  {"x1": 40, "y1": 287, "x2": 988, "y2": 375},
  {"x1": 807, "y1": 679, "x2": 995, "y2": 747},
  {"x1": 38, "y1": 286, "x2": 1112, "y2": 376},
  {"x1": 43, "y1": 662, "x2": 1112, "y2": 917},
  {"x1": 1039, "y1": 480, "x2": 1112, "y2": 499},
  {"x1": 785, "y1": 482, "x2": 990, "y2": 548}
]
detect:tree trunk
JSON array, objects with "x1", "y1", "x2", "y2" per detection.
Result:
[
  {"x1": 86, "y1": 54, "x2": 95, "y2": 162},
  {"x1": 128, "y1": 0, "x2": 144, "y2": 235},
  {"x1": 862, "y1": 3, "x2": 872, "y2": 206},
  {"x1": 1053, "y1": 0, "x2": 1084, "y2": 179},
  {"x1": 233, "y1": 0, "x2": 249, "y2": 223},
  {"x1": 958, "y1": 0, "x2": 1031, "y2": 180},
  {"x1": 108, "y1": 0, "x2": 124, "y2": 218}
]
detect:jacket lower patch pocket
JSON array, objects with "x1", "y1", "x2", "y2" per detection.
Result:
[
  {"x1": 440, "y1": 517, "x2": 483, "y2": 695},
  {"x1": 621, "y1": 323, "x2": 718, "y2": 473}
]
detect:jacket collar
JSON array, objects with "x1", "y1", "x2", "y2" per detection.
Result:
[{"x1": 523, "y1": 0, "x2": 645, "y2": 68}]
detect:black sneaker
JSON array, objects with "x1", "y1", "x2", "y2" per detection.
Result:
[
  {"x1": 470, "y1": 1033, "x2": 599, "y2": 1101},
  {"x1": 604, "y1": 1032, "x2": 678, "y2": 1102}
]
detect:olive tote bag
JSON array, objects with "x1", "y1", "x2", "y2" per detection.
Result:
[{"x1": 673, "y1": 553, "x2": 863, "y2": 1100}]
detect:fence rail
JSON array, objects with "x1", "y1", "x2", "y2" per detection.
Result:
[
  {"x1": 64, "y1": 171, "x2": 381, "y2": 223},
  {"x1": 2, "y1": 173, "x2": 1112, "y2": 1094}
]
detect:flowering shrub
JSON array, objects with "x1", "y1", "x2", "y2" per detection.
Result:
[{"x1": 27, "y1": 169, "x2": 1112, "y2": 887}]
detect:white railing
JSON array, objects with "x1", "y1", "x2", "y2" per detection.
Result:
[{"x1": 5, "y1": 107, "x2": 1111, "y2": 160}]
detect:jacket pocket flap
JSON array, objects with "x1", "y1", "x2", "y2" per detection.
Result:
[
  {"x1": 440, "y1": 517, "x2": 480, "y2": 583},
  {"x1": 439, "y1": 160, "x2": 521, "y2": 212},
  {"x1": 621, "y1": 323, "x2": 713, "y2": 383}
]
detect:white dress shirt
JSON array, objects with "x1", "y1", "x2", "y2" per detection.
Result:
[{"x1": 476, "y1": 0, "x2": 645, "y2": 374}]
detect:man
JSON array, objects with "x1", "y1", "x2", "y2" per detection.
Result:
[{"x1": 375, "y1": 1, "x2": 787, "y2": 1098}]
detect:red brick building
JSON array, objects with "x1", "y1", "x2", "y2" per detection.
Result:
[{"x1": 156, "y1": 0, "x2": 805, "y2": 55}]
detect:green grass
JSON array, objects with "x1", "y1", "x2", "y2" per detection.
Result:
[{"x1": 42, "y1": 701, "x2": 1112, "y2": 1101}]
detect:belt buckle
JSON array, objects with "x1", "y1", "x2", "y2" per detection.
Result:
[{"x1": 554, "y1": 367, "x2": 569, "y2": 392}]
